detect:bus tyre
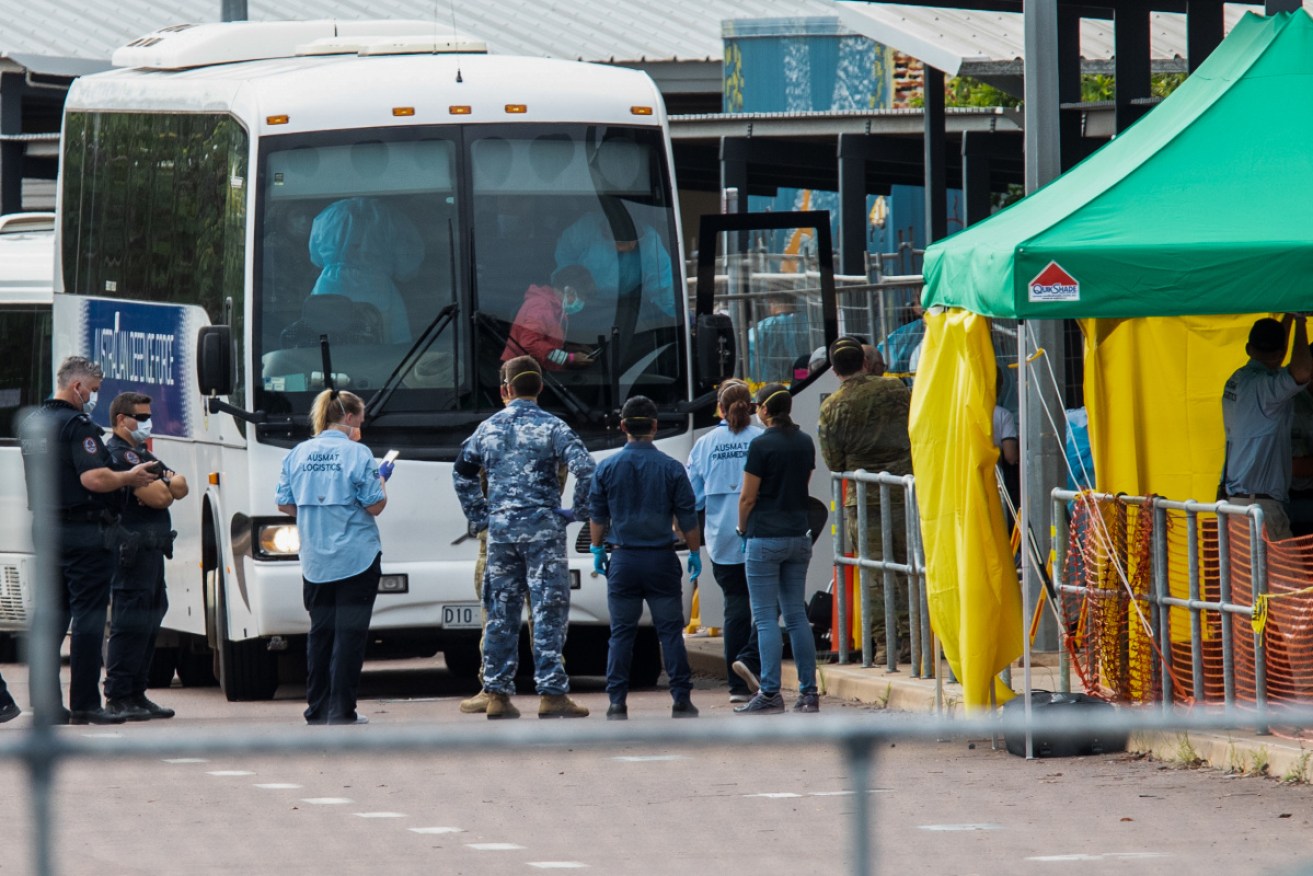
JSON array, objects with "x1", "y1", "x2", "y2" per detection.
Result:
[
  {"x1": 176, "y1": 635, "x2": 218, "y2": 687},
  {"x1": 146, "y1": 646, "x2": 179, "y2": 689},
  {"x1": 443, "y1": 641, "x2": 482, "y2": 681},
  {"x1": 629, "y1": 627, "x2": 663, "y2": 689},
  {"x1": 214, "y1": 571, "x2": 279, "y2": 702},
  {"x1": 562, "y1": 625, "x2": 609, "y2": 677}
]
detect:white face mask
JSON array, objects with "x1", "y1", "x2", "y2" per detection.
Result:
[
  {"x1": 130, "y1": 417, "x2": 152, "y2": 444},
  {"x1": 80, "y1": 387, "x2": 99, "y2": 415}
]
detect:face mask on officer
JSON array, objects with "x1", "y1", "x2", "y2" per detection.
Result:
[
  {"x1": 79, "y1": 385, "x2": 99, "y2": 415},
  {"x1": 130, "y1": 414, "x2": 152, "y2": 444}
]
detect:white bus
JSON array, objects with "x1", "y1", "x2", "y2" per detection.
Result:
[
  {"x1": 0, "y1": 213, "x2": 55, "y2": 659},
  {"x1": 52, "y1": 21, "x2": 757, "y2": 699}
]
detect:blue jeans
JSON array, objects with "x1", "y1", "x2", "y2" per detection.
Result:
[
  {"x1": 606, "y1": 548, "x2": 692, "y2": 703},
  {"x1": 745, "y1": 536, "x2": 817, "y2": 695}
]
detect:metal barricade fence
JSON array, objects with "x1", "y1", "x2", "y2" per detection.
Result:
[
  {"x1": 1051, "y1": 489, "x2": 1275, "y2": 730},
  {"x1": 830, "y1": 470, "x2": 933, "y2": 681}
]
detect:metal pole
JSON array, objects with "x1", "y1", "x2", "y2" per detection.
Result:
[
  {"x1": 221, "y1": 0, "x2": 248, "y2": 21},
  {"x1": 1022, "y1": 0, "x2": 1066, "y2": 654},
  {"x1": 856, "y1": 479, "x2": 873, "y2": 668},
  {"x1": 1153, "y1": 502, "x2": 1174, "y2": 711},
  {"x1": 1052, "y1": 491, "x2": 1070, "y2": 693},
  {"x1": 880, "y1": 481, "x2": 897, "y2": 672},
  {"x1": 1216, "y1": 506, "x2": 1235, "y2": 707},
  {"x1": 846, "y1": 739, "x2": 876, "y2": 876},
  {"x1": 1186, "y1": 508, "x2": 1205, "y2": 703},
  {"x1": 834, "y1": 474, "x2": 851, "y2": 665},
  {"x1": 1250, "y1": 508, "x2": 1270, "y2": 735},
  {"x1": 25, "y1": 410, "x2": 62, "y2": 876},
  {"x1": 1017, "y1": 325, "x2": 1033, "y2": 758}
]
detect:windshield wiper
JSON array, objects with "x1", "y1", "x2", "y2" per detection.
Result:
[{"x1": 364, "y1": 301, "x2": 459, "y2": 424}]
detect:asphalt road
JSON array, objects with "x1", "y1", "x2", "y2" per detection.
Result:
[{"x1": 1, "y1": 657, "x2": 1312, "y2": 876}]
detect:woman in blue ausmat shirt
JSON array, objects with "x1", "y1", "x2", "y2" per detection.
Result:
[
  {"x1": 686, "y1": 380, "x2": 763, "y2": 704},
  {"x1": 276, "y1": 389, "x2": 391, "y2": 725}
]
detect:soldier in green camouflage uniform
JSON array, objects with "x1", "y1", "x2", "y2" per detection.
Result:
[{"x1": 817, "y1": 336, "x2": 913, "y2": 660}]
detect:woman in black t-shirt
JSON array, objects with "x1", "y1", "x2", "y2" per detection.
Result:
[{"x1": 734, "y1": 383, "x2": 820, "y2": 715}]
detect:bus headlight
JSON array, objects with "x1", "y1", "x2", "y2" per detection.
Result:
[{"x1": 255, "y1": 522, "x2": 301, "y2": 559}]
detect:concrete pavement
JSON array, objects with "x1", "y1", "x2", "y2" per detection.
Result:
[{"x1": 683, "y1": 632, "x2": 1313, "y2": 782}]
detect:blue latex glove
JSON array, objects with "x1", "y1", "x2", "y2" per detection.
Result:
[
  {"x1": 687, "y1": 550, "x2": 702, "y2": 582},
  {"x1": 379, "y1": 461, "x2": 395, "y2": 482},
  {"x1": 553, "y1": 507, "x2": 576, "y2": 523},
  {"x1": 590, "y1": 544, "x2": 608, "y2": 576}
]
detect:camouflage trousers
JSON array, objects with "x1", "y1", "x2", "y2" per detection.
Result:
[
  {"x1": 481, "y1": 539, "x2": 571, "y2": 696},
  {"x1": 845, "y1": 493, "x2": 909, "y2": 650},
  {"x1": 474, "y1": 530, "x2": 535, "y2": 687}
]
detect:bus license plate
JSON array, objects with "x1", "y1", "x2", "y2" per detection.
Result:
[{"x1": 442, "y1": 604, "x2": 480, "y2": 628}]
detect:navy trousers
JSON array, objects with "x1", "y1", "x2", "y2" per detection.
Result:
[
  {"x1": 303, "y1": 553, "x2": 380, "y2": 724},
  {"x1": 606, "y1": 548, "x2": 691, "y2": 703},
  {"x1": 51, "y1": 521, "x2": 115, "y2": 713},
  {"x1": 105, "y1": 547, "x2": 168, "y2": 701}
]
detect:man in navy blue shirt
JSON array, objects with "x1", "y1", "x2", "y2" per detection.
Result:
[{"x1": 589, "y1": 395, "x2": 701, "y2": 719}]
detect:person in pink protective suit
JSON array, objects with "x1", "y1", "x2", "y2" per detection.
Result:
[
  {"x1": 309, "y1": 197, "x2": 425, "y2": 345},
  {"x1": 500, "y1": 265, "x2": 598, "y2": 372}
]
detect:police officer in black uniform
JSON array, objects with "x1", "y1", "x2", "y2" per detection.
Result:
[
  {"x1": 103, "y1": 391, "x2": 188, "y2": 721},
  {"x1": 20, "y1": 356, "x2": 159, "y2": 725}
]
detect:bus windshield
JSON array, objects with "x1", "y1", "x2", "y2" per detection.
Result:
[{"x1": 254, "y1": 124, "x2": 685, "y2": 455}]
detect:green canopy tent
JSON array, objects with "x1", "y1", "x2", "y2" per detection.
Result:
[
  {"x1": 924, "y1": 9, "x2": 1313, "y2": 320},
  {"x1": 913, "y1": 9, "x2": 1313, "y2": 731}
]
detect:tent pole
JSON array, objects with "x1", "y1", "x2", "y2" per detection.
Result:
[{"x1": 1018, "y1": 321, "x2": 1034, "y2": 759}]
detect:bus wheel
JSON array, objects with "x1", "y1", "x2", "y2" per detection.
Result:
[
  {"x1": 146, "y1": 646, "x2": 179, "y2": 688},
  {"x1": 176, "y1": 634, "x2": 218, "y2": 687},
  {"x1": 442, "y1": 639, "x2": 482, "y2": 681},
  {"x1": 213, "y1": 568, "x2": 279, "y2": 702},
  {"x1": 562, "y1": 625, "x2": 609, "y2": 677},
  {"x1": 629, "y1": 627, "x2": 663, "y2": 688}
]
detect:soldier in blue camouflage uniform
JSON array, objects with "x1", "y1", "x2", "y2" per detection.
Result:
[{"x1": 453, "y1": 355, "x2": 595, "y2": 719}]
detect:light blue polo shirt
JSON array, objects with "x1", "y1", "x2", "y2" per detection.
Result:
[
  {"x1": 275, "y1": 429, "x2": 385, "y2": 584},
  {"x1": 1222, "y1": 359, "x2": 1306, "y2": 502},
  {"x1": 686, "y1": 420, "x2": 764, "y2": 565}
]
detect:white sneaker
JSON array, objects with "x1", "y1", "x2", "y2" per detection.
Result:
[{"x1": 729, "y1": 692, "x2": 752, "y2": 704}]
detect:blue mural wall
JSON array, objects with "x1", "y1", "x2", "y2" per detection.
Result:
[{"x1": 723, "y1": 18, "x2": 962, "y2": 274}]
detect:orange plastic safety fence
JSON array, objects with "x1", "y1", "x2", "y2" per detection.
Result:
[
  {"x1": 1062, "y1": 495, "x2": 1162, "y2": 704},
  {"x1": 1066, "y1": 501, "x2": 1313, "y2": 739}
]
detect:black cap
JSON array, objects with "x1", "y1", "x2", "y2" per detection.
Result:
[{"x1": 1248, "y1": 318, "x2": 1286, "y2": 354}]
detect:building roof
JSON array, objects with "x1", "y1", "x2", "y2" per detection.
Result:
[
  {"x1": 835, "y1": 2, "x2": 1307, "y2": 77},
  {"x1": 0, "y1": 0, "x2": 836, "y2": 66},
  {"x1": 2, "y1": 1, "x2": 1302, "y2": 87}
]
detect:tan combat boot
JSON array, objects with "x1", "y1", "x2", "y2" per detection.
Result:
[
  {"x1": 538, "y1": 694, "x2": 589, "y2": 719},
  {"x1": 486, "y1": 693, "x2": 520, "y2": 720},
  {"x1": 460, "y1": 690, "x2": 491, "y2": 714}
]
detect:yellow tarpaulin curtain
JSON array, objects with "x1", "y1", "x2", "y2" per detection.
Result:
[
  {"x1": 1081, "y1": 315, "x2": 1259, "y2": 502},
  {"x1": 1080, "y1": 314, "x2": 1264, "y2": 662},
  {"x1": 909, "y1": 309, "x2": 1020, "y2": 710}
]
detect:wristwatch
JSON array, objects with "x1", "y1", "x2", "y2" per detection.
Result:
[{"x1": 735, "y1": 527, "x2": 746, "y2": 538}]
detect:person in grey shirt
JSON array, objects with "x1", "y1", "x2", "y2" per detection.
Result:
[{"x1": 1222, "y1": 315, "x2": 1312, "y2": 540}]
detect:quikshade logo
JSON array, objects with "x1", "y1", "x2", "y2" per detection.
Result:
[{"x1": 1028, "y1": 262, "x2": 1079, "y2": 303}]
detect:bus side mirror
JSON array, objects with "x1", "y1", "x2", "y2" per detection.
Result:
[
  {"x1": 695, "y1": 313, "x2": 736, "y2": 385},
  {"x1": 197, "y1": 325, "x2": 235, "y2": 396}
]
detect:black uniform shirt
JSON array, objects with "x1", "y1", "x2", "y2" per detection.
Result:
[
  {"x1": 106, "y1": 434, "x2": 171, "y2": 533},
  {"x1": 20, "y1": 400, "x2": 116, "y2": 514},
  {"x1": 743, "y1": 424, "x2": 815, "y2": 539}
]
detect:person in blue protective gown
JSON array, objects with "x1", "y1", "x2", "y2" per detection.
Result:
[
  {"x1": 308, "y1": 197, "x2": 425, "y2": 344},
  {"x1": 554, "y1": 197, "x2": 675, "y2": 343}
]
